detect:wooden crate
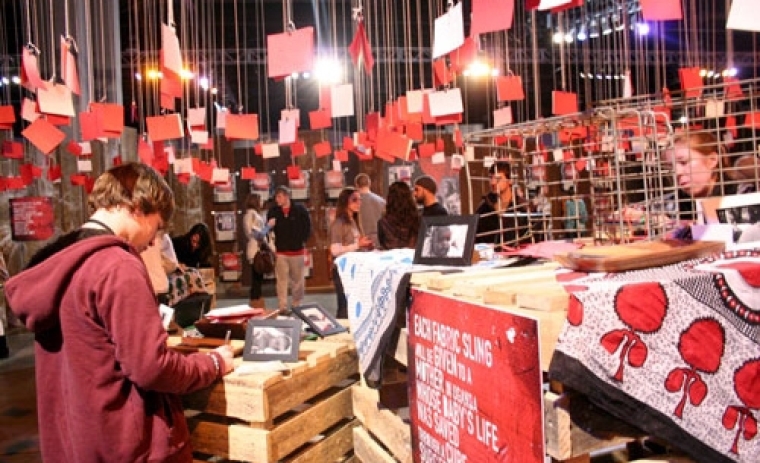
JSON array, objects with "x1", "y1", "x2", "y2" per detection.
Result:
[
  {"x1": 184, "y1": 339, "x2": 359, "y2": 462},
  {"x1": 352, "y1": 384, "x2": 411, "y2": 463}
]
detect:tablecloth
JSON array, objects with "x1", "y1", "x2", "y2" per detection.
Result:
[{"x1": 549, "y1": 249, "x2": 760, "y2": 463}]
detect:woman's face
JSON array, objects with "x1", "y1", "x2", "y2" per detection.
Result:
[
  {"x1": 190, "y1": 233, "x2": 201, "y2": 250},
  {"x1": 671, "y1": 144, "x2": 718, "y2": 197},
  {"x1": 348, "y1": 193, "x2": 362, "y2": 213}
]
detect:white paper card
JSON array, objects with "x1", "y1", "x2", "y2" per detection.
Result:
[
  {"x1": 37, "y1": 81, "x2": 75, "y2": 117},
  {"x1": 538, "y1": 0, "x2": 573, "y2": 10},
  {"x1": 212, "y1": 167, "x2": 229, "y2": 183},
  {"x1": 173, "y1": 157, "x2": 194, "y2": 174},
  {"x1": 428, "y1": 88, "x2": 463, "y2": 117},
  {"x1": 279, "y1": 117, "x2": 297, "y2": 144},
  {"x1": 187, "y1": 107, "x2": 206, "y2": 127},
  {"x1": 216, "y1": 108, "x2": 228, "y2": 129},
  {"x1": 705, "y1": 99, "x2": 725, "y2": 118},
  {"x1": 406, "y1": 90, "x2": 425, "y2": 114},
  {"x1": 332, "y1": 160, "x2": 342, "y2": 171},
  {"x1": 21, "y1": 98, "x2": 40, "y2": 122},
  {"x1": 727, "y1": 0, "x2": 760, "y2": 32},
  {"x1": 623, "y1": 71, "x2": 633, "y2": 98},
  {"x1": 262, "y1": 142, "x2": 280, "y2": 159},
  {"x1": 158, "y1": 304, "x2": 175, "y2": 330},
  {"x1": 164, "y1": 145, "x2": 176, "y2": 164},
  {"x1": 493, "y1": 107, "x2": 513, "y2": 127},
  {"x1": 161, "y1": 23, "x2": 183, "y2": 74},
  {"x1": 432, "y1": 151, "x2": 446, "y2": 164},
  {"x1": 77, "y1": 159, "x2": 92, "y2": 172},
  {"x1": 330, "y1": 83, "x2": 355, "y2": 118},
  {"x1": 465, "y1": 145, "x2": 475, "y2": 161},
  {"x1": 483, "y1": 156, "x2": 496, "y2": 169},
  {"x1": 79, "y1": 142, "x2": 92, "y2": 155},
  {"x1": 281, "y1": 108, "x2": 300, "y2": 128},
  {"x1": 451, "y1": 154, "x2": 464, "y2": 170},
  {"x1": 432, "y1": 2, "x2": 465, "y2": 59},
  {"x1": 552, "y1": 148, "x2": 564, "y2": 162},
  {"x1": 190, "y1": 130, "x2": 209, "y2": 145}
]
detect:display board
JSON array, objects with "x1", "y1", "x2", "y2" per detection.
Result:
[
  {"x1": 9, "y1": 196, "x2": 55, "y2": 241},
  {"x1": 408, "y1": 290, "x2": 544, "y2": 463}
]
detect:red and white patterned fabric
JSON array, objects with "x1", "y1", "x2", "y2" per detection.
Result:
[{"x1": 550, "y1": 249, "x2": 760, "y2": 463}]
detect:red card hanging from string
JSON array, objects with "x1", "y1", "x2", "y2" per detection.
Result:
[
  {"x1": 60, "y1": 36, "x2": 81, "y2": 95},
  {"x1": 146, "y1": 113, "x2": 183, "y2": 141},
  {"x1": 679, "y1": 67, "x2": 703, "y2": 98},
  {"x1": 334, "y1": 149, "x2": 349, "y2": 162},
  {"x1": 2, "y1": 141, "x2": 23, "y2": 159},
  {"x1": 342, "y1": 136, "x2": 355, "y2": 150},
  {"x1": 313, "y1": 141, "x2": 332, "y2": 158},
  {"x1": 290, "y1": 140, "x2": 306, "y2": 157},
  {"x1": 0, "y1": 105, "x2": 15, "y2": 129},
  {"x1": 496, "y1": 74, "x2": 525, "y2": 101},
  {"x1": 348, "y1": 19, "x2": 374, "y2": 75},
  {"x1": 318, "y1": 86, "x2": 333, "y2": 117},
  {"x1": 471, "y1": 0, "x2": 513, "y2": 35},
  {"x1": 91, "y1": 103, "x2": 124, "y2": 137},
  {"x1": 137, "y1": 138, "x2": 153, "y2": 165},
  {"x1": 723, "y1": 77, "x2": 744, "y2": 100},
  {"x1": 161, "y1": 23, "x2": 183, "y2": 79},
  {"x1": 406, "y1": 122, "x2": 424, "y2": 141},
  {"x1": 525, "y1": 0, "x2": 541, "y2": 10},
  {"x1": 21, "y1": 98, "x2": 40, "y2": 123},
  {"x1": 640, "y1": 0, "x2": 682, "y2": 21},
  {"x1": 453, "y1": 128, "x2": 463, "y2": 148},
  {"x1": 418, "y1": 143, "x2": 436, "y2": 158},
  {"x1": 22, "y1": 46, "x2": 46, "y2": 91},
  {"x1": 376, "y1": 128, "x2": 413, "y2": 161},
  {"x1": 433, "y1": 59, "x2": 452, "y2": 87},
  {"x1": 552, "y1": 90, "x2": 578, "y2": 115},
  {"x1": 286, "y1": 165, "x2": 302, "y2": 180},
  {"x1": 449, "y1": 36, "x2": 478, "y2": 74},
  {"x1": 309, "y1": 109, "x2": 332, "y2": 130},
  {"x1": 365, "y1": 112, "x2": 381, "y2": 141},
  {"x1": 66, "y1": 140, "x2": 83, "y2": 156},
  {"x1": 267, "y1": 26, "x2": 315, "y2": 79},
  {"x1": 44, "y1": 114, "x2": 71, "y2": 127},
  {"x1": 48, "y1": 163, "x2": 61, "y2": 182},
  {"x1": 225, "y1": 114, "x2": 260, "y2": 140},
  {"x1": 22, "y1": 119, "x2": 65, "y2": 155},
  {"x1": 241, "y1": 167, "x2": 257, "y2": 180}
]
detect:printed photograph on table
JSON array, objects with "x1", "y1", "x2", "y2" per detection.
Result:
[
  {"x1": 213, "y1": 210, "x2": 237, "y2": 242},
  {"x1": 292, "y1": 303, "x2": 347, "y2": 337},
  {"x1": 243, "y1": 319, "x2": 302, "y2": 362},
  {"x1": 697, "y1": 192, "x2": 760, "y2": 244},
  {"x1": 413, "y1": 214, "x2": 479, "y2": 266}
]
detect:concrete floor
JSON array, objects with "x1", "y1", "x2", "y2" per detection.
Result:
[{"x1": 0, "y1": 292, "x2": 339, "y2": 462}]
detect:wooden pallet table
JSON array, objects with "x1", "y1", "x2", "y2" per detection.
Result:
[
  {"x1": 184, "y1": 337, "x2": 360, "y2": 463},
  {"x1": 352, "y1": 384, "x2": 412, "y2": 463}
]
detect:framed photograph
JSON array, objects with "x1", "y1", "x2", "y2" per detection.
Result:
[
  {"x1": 292, "y1": 303, "x2": 347, "y2": 337},
  {"x1": 213, "y1": 211, "x2": 237, "y2": 242},
  {"x1": 243, "y1": 319, "x2": 302, "y2": 362},
  {"x1": 413, "y1": 214, "x2": 479, "y2": 266}
]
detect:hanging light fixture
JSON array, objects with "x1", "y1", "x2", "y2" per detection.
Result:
[
  {"x1": 588, "y1": 19, "x2": 600, "y2": 38},
  {"x1": 601, "y1": 17, "x2": 613, "y2": 35},
  {"x1": 576, "y1": 24, "x2": 588, "y2": 41}
]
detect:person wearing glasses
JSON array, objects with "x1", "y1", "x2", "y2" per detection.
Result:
[
  {"x1": 329, "y1": 187, "x2": 374, "y2": 318},
  {"x1": 5, "y1": 163, "x2": 234, "y2": 462}
]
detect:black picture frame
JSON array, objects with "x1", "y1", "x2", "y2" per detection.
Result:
[
  {"x1": 413, "y1": 214, "x2": 479, "y2": 266},
  {"x1": 243, "y1": 319, "x2": 302, "y2": 362},
  {"x1": 292, "y1": 303, "x2": 347, "y2": 337}
]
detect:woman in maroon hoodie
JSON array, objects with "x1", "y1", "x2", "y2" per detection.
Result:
[{"x1": 6, "y1": 163, "x2": 234, "y2": 462}]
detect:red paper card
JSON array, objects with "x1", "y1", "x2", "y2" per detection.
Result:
[
  {"x1": 471, "y1": 0, "x2": 514, "y2": 35},
  {"x1": 91, "y1": 103, "x2": 124, "y2": 134},
  {"x1": 44, "y1": 114, "x2": 71, "y2": 127},
  {"x1": 0, "y1": 105, "x2": 15, "y2": 125},
  {"x1": 2, "y1": 141, "x2": 23, "y2": 159},
  {"x1": 267, "y1": 27, "x2": 315, "y2": 79},
  {"x1": 146, "y1": 114, "x2": 183, "y2": 141},
  {"x1": 640, "y1": 0, "x2": 682, "y2": 21},
  {"x1": 66, "y1": 140, "x2": 83, "y2": 156},
  {"x1": 436, "y1": 138, "x2": 445, "y2": 151},
  {"x1": 724, "y1": 77, "x2": 744, "y2": 100},
  {"x1": 319, "y1": 86, "x2": 332, "y2": 117},
  {"x1": 406, "y1": 122, "x2": 424, "y2": 141},
  {"x1": 550, "y1": 0, "x2": 583, "y2": 13},
  {"x1": 418, "y1": 143, "x2": 436, "y2": 158},
  {"x1": 225, "y1": 114, "x2": 260, "y2": 140},
  {"x1": 552, "y1": 90, "x2": 578, "y2": 115},
  {"x1": 433, "y1": 59, "x2": 452, "y2": 87},
  {"x1": 313, "y1": 141, "x2": 332, "y2": 157},
  {"x1": 254, "y1": 143, "x2": 263, "y2": 155},
  {"x1": 70, "y1": 173, "x2": 88, "y2": 186},
  {"x1": 138, "y1": 139, "x2": 153, "y2": 165},
  {"x1": 22, "y1": 119, "x2": 65, "y2": 155},
  {"x1": 22, "y1": 47, "x2": 46, "y2": 90},
  {"x1": 376, "y1": 128, "x2": 413, "y2": 161},
  {"x1": 290, "y1": 140, "x2": 306, "y2": 156},
  {"x1": 286, "y1": 165, "x2": 302, "y2": 180},
  {"x1": 241, "y1": 167, "x2": 257, "y2": 180},
  {"x1": 449, "y1": 37, "x2": 478, "y2": 73},
  {"x1": 496, "y1": 75, "x2": 525, "y2": 101},
  {"x1": 309, "y1": 109, "x2": 332, "y2": 130},
  {"x1": 679, "y1": 67, "x2": 703, "y2": 98},
  {"x1": 745, "y1": 112, "x2": 760, "y2": 129},
  {"x1": 435, "y1": 113, "x2": 463, "y2": 126},
  {"x1": 48, "y1": 164, "x2": 62, "y2": 182},
  {"x1": 342, "y1": 136, "x2": 355, "y2": 150},
  {"x1": 334, "y1": 149, "x2": 348, "y2": 162}
]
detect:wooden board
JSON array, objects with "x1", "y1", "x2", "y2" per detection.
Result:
[
  {"x1": 352, "y1": 426, "x2": 399, "y2": 463},
  {"x1": 352, "y1": 385, "x2": 412, "y2": 463},
  {"x1": 167, "y1": 337, "x2": 245, "y2": 356},
  {"x1": 553, "y1": 240, "x2": 724, "y2": 272}
]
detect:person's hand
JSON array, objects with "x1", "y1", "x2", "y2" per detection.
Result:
[
  {"x1": 358, "y1": 236, "x2": 374, "y2": 250},
  {"x1": 213, "y1": 345, "x2": 235, "y2": 374},
  {"x1": 267, "y1": 218, "x2": 276, "y2": 227}
]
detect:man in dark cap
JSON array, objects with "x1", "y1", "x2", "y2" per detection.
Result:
[{"x1": 413, "y1": 175, "x2": 448, "y2": 216}]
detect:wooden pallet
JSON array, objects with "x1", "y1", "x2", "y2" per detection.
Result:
[
  {"x1": 184, "y1": 338, "x2": 359, "y2": 462},
  {"x1": 352, "y1": 384, "x2": 412, "y2": 463}
]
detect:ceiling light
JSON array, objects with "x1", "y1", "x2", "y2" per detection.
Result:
[
  {"x1": 588, "y1": 20, "x2": 600, "y2": 38},
  {"x1": 601, "y1": 17, "x2": 612, "y2": 35},
  {"x1": 635, "y1": 22, "x2": 650, "y2": 36},
  {"x1": 576, "y1": 24, "x2": 588, "y2": 41}
]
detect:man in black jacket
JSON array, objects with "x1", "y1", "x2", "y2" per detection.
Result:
[{"x1": 268, "y1": 186, "x2": 312, "y2": 312}]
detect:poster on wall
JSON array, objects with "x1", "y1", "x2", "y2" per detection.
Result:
[
  {"x1": 214, "y1": 211, "x2": 237, "y2": 242},
  {"x1": 10, "y1": 196, "x2": 55, "y2": 241},
  {"x1": 388, "y1": 164, "x2": 415, "y2": 186},
  {"x1": 438, "y1": 176, "x2": 461, "y2": 215},
  {"x1": 408, "y1": 290, "x2": 544, "y2": 463},
  {"x1": 213, "y1": 174, "x2": 236, "y2": 203},
  {"x1": 219, "y1": 252, "x2": 242, "y2": 282}
]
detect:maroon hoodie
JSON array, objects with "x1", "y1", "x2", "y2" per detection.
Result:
[{"x1": 6, "y1": 235, "x2": 219, "y2": 462}]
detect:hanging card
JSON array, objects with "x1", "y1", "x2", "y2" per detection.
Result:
[
  {"x1": 347, "y1": 19, "x2": 374, "y2": 75},
  {"x1": 0, "y1": 105, "x2": 15, "y2": 127},
  {"x1": 2, "y1": 141, "x2": 24, "y2": 159},
  {"x1": 449, "y1": 37, "x2": 478, "y2": 73},
  {"x1": 471, "y1": 0, "x2": 513, "y2": 35},
  {"x1": 428, "y1": 88, "x2": 463, "y2": 117},
  {"x1": 493, "y1": 107, "x2": 513, "y2": 127},
  {"x1": 138, "y1": 139, "x2": 153, "y2": 164},
  {"x1": 21, "y1": 98, "x2": 40, "y2": 123},
  {"x1": 432, "y1": 2, "x2": 465, "y2": 59},
  {"x1": 173, "y1": 158, "x2": 194, "y2": 175},
  {"x1": 496, "y1": 75, "x2": 525, "y2": 101},
  {"x1": 287, "y1": 165, "x2": 302, "y2": 180},
  {"x1": 342, "y1": 136, "x2": 355, "y2": 150},
  {"x1": 640, "y1": 0, "x2": 683, "y2": 21},
  {"x1": 22, "y1": 119, "x2": 65, "y2": 155},
  {"x1": 431, "y1": 152, "x2": 446, "y2": 164},
  {"x1": 161, "y1": 24, "x2": 183, "y2": 75},
  {"x1": 190, "y1": 130, "x2": 209, "y2": 145},
  {"x1": 241, "y1": 167, "x2": 256, "y2": 180},
  {"x1": 44, "y1": 114, "x2": 71, "y2": 127},
  {"x1": 406, "y1": 122, "x2": 424, "y2": 141},
  {"x1": 66, "y1": 140, "x2": 82, "y2": 156},
  {"x1": 723, "y1": 77, "x2": 744, "y2": 100},
  {"x1": 187, "y1": 107, "x2": 206, "y2": 127},
  {"x1": 91, "y1": 103, "x2": 124, "y2": 134},
  {"x1": 406, "y1": 90, "x2": 425, "y2": 114},
  {"x1": 79, "y1": 111, "x2": 102, "y2": 141},
  {"x1": 679, "y1": 67, "x2": 703, "y2": 98},
  {"x1": 309, "y1": 109, "x2": 332, "y2": 130},
  {"x1": 281, "y1": 108, "x2": 300, "y2": 128},
  {"x1": 225, "y1": 114, "x2": 259, "y2": 140},
  {"x1": 330, "y1": 83, "x2": 354, "y2": 118},
  {"x1": 552, "y1": 90, "x2": 578, "y2": 115},
  {"x1": 549, "y1": 0, "x2": 583, "y2": 13},
  {"x1": 211, "y1": 168, "x2": 230, "y2": 184},
  {"x1": 290, "y1": 140, "x2": 306, "y2": 156},
  {"x1": 37, "y1": 81, "x2": 75, "y2": 117},
  {"x1": 279, "y1": 117, "x2": 297, "y2": 144},
  {"x1": 267, "y1": 27, "x2": 315, "y2": 79},
  {"x1": 334, "y1": 149, "x2": 348, "y2": 162},
  {"x1": 418, "y1": 143, "x2": 435, "y2": 158},
  {"x1": 376, "y1": 129, "x2": 413, "y2": 161},
  {"x1": 22, "y1": 47, "x2": 46, "y2": 90},
  {"x1": 216, "y1": 108, "x2": 228, "y2": 129},
  {"x1": 313, "y1": 140, "x2": 332, "y2": 158},
  {"x1": 60, "y1": 36, "x2": 81, "y2": 95},
  {"x1": 705, "y1": 99, "x2": 725, "y2": 118},
  {"x1": 48, "y1": 164, "x2": 62, "y2": 182},
  {"x1": 262, "y1": 143, "x2": 280, "y2": 159},
  {"x1": 77, "y1": 159, "x2": 93, "y2": 172},
  {"x1": 146, "y1": 114, "x2": 183, "y2": 141},
  {"x1": 319, "y1": 86, "x2": 333, "y2": 117},
  {"x1": 433, "y1": 59, "x2": 452, "y2": 87},
  {"x1": 727, "y1": 0, "x2": 760, "y2": 31},
  {"x1": 538, "y1": 0, "x2": 574, "y2": 10}
]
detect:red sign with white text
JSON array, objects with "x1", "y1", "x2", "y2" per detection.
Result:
[
  {"x1": 10, "y1": 196, "x2": 55, "y2": 241},
  {"x1": 408, "y1": 290, "x2": 544, "y2": 463}
]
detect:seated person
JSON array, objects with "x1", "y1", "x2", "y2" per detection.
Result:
[
  {"x1": 172, "y1": 223, "x2": 214, "y2": 268},
  {"x1": 475, "y1": 161, "x2": 531, "y2": 249},
  {"x1": 143, "y1": 231, "x2": 207, "y2": 306}
]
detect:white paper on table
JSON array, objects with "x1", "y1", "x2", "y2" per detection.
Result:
[
  {"x1": 187, "y1": 107, "x2": 206, "y2": 127},
  {"x1": 432, "y1": 151, "x2": 446, "y2": 164},
  {"x1": 161, "y1": 23, "x2": 183, "y2": 74},
  {"x1": 173, "y1": 157, "x2": 194, "y2": 174},
  {"x1": 493, "y1": 106, "x2": 513, "y2": 127},
  {"x1": 329, "y1": 83, "x2": 354, "y2": 118},
  {"x1": 406, "y1": 90, "x2": 425, "y2": 114},
  {"x1": 205, "y1": 305, "x2": 261, "y2": 318},
  {"x1": 727, "y1": 0, "x2": 760, "y2": 32},
  {"x1": 262, "y1": 142, "x2": 280, "y2": 159},
  {"x1": 278, "y1": 117, "x2": 297, "y2": 144},
  {"x1": 432, "y1": 2, "x2": 464, "y2": 59},
  {"x1": 235, "y1": 361, "x2": 290, "y2": 375},
  {"x1": 427, "y1": 88, "x2": 463, "y2": 117}
]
